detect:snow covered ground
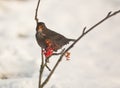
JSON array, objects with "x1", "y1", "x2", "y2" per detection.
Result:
[{"x1": 0, "y1": 0, "x2": 120, "y2": 88}]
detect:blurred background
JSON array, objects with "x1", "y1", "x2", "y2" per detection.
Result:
[{"x1": 0, "y1": 0, "x2": 120, "y2": 88}]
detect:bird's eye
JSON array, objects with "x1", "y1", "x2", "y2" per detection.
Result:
[
  {"x1": 38, "y1": 25, "x2": 44, "y2": 32},
  {"x1": 39, "y1": 25, "x2": 43, "y2": 29}
]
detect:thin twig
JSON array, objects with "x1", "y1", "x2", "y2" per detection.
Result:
[
  {"x1": 107, "y1": 11, "x2": 112, "y2": 17},
  {"x1": 35, "y1": 0, "x2": 41, "y2": 24},
  {"x1": 83, "y1": 10, "x2": 120, "y2": 36},
  {"x1": 34, "y1": 0, "x2": 44, "y2": 88},
  {"x1": 41, "y1": 51, "x2": 64, "y2": 87},
  {"x1": 45, "y1": 63, "x2": 51, "y2": 71},
  {"x1": 82, "y1": 27, "x2": 87, "y2": 34},
  {"x1": 41, "y1": 10, "x2": 120, "y2": 87}
]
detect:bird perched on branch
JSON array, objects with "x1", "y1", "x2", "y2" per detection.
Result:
[{"x1": 36, "y1": 22, "x2": 75, "y2": 58}]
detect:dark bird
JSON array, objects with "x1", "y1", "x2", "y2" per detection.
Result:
[{"x1": 35, "y1": 22, "x2": 75, "y2": 57}]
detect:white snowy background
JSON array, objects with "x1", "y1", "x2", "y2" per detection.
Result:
[{"x1": 0, "y1": 0, "x2": 120, "y2": 88}]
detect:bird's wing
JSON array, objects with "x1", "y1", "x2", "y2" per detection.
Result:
[
  {"x1": 46, "y1": 29, "x2": 69, "y2": 46},
  {"x1": 44, "y1": 29, "x2": 66, "y2": 40},
  {"x1": 44, "y1": 29, "x2": 62, "y2": 37}
]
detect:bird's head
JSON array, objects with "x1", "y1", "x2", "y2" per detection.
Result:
[{"x1": 36, "y1": 22, "x2": 46, "y2": 32}]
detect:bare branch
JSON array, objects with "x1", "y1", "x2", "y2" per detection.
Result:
[
  {"x1": 109, "y1": 10, "x2": 120, "y2": 17},
  {"x1": 107, "y1": 11, "x2": 112, "y2": 17},
  {"x1": 41, "y1": 10, "x2": 120, "y2": 87},
  {"x1": 34, "y1": 0, "x2": 44, "y2": 88},
  {"x1": 38, "y1": 48, "x2": 44, "y2": 88},
  {"x1": 82, "y1": 27, "x2": 87, "y2": 34},
  {"x1": 84, "y1": 10, "x2": 120, "y2": 35},
  {"x1": 35, "y1": 0, "x2": 41, "y2": 24},
  {"x1": 45, "y1": 63, "x2": 51, "y2": 71},
  {"x1": 41, "y1": 51, "x2": 64, "y2": 87},
  {"x1": 52, "y1": 48, "x2": 65, "y2": 55}
]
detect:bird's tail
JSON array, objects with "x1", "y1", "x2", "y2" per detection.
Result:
[{"x1": 68, "y1": 39, "x2": 76, "y2": 42}]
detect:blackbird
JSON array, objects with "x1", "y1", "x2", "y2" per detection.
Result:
[{"x1": 35, "y1": 22, "x2": 75, "y2": 57}]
